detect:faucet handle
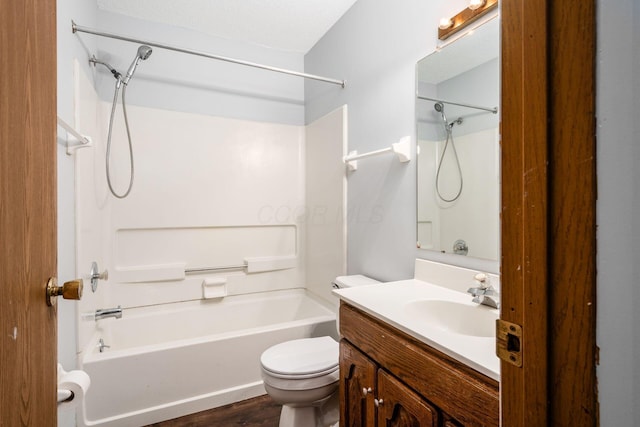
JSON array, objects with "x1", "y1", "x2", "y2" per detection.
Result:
[
  {"x1": 474, "y1": 272, "x2": 489, "y2": 287},
  {"x1": 97, "y1": 338, "x2": 111, "y2": 353}
]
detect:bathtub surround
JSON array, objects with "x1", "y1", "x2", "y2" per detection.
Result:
[
  {"x1": 57, "y1": 0, "x2": 99, "y2": 375},
  {"x1": 57, "y1": 2, "x2": 100, "y2": 426}
]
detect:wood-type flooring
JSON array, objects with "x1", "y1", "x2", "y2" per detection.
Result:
[{"x1": 146, "y1": 394, "x2": 281, "y2": 427}]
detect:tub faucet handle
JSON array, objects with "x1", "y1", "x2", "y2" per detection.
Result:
[
  {"x1": 90, "y1": 261, "x2": 108, "y2": 292},
  {"x1": 97, "y1": 338, "x2": 110, "y2": 353}
]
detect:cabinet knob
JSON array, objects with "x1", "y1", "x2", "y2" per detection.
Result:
[
  {"x1": 362, "y1": 387, "x2": 372, "y2": 396},
  {"x1": 374, "y1": 398, "x2": 384, "y2": 407}
]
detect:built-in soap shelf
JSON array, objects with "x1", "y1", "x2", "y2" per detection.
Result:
[
  {"x1": 112, "y1": 255, "x2": 297, "y2": 283},
  {"x1": 202, "y1": 277, "x2": 227, "y2": 299}
]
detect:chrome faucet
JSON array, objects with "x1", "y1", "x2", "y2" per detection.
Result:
[
  {"x1": 94, "y1": 305, "x2": 122, "y2": 321},
  {"x1": 467, "y1": 273, "x2": 499, "y2": 309}
]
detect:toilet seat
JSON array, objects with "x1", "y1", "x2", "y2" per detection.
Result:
[{"x1": 260, "y1": 337, "x2": 339, "y2": 379}]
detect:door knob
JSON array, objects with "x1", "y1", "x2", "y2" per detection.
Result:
[{"x1": 46, "y1": 277, "x2": 83, "y2": 306}]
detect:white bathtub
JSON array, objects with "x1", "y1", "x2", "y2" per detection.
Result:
[{"x1": 78, "y1": 289, "x2": 337, "y2": 427}]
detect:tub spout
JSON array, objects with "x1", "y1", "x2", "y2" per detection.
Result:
[{"x1": 95, "y1": 305, "x2": 122, "y2": 321}]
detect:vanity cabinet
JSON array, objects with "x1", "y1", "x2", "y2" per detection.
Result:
[
  {"x1": 339, "y1": 302, "x2": 499, "y2": 427},
  {"x1": 341, "y1": 341, "x2": 437, "y2": 426},
  {"x1": 340, "y1": 340, "x2": 376, "y2": 426}
]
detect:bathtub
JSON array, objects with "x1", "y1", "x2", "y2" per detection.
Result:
[{"x1": 78, "y1": 289, "x2": 337, "y2": 427}]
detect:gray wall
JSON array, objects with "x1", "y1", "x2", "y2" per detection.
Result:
[
  {"x1": 596, "y1": 1, "x2": 640, "y2": 425},
  {"x1": 306, "y1": 0, "x2": 639, "y2": 425}
]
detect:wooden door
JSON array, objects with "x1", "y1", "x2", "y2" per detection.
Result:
[
  {"x1": 0, "y1": 0, "x2": 58, "y2": 425},
  {"x1": 500, "y1": 0, "x2": 597, "y2": 425},
  {"x1": 340, "y1": 340, "x2": 377, "y2": 427},
  {"x1": 376, "y1": 370, "x2": 437, "y2": 427}
]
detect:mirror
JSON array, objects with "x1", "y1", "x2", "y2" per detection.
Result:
[{"x1": 416, "y1": 18, "x2": 500, "y2": 261}]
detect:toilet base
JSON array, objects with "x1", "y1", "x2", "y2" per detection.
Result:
[
  {"x1": 277, "y1": 393, "x2": 339, "y2": 427},
  {"x1": 279, "y1": 405, "x2": 316, "y2": 427}
]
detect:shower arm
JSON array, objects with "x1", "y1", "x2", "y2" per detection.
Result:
[
  {"x1": 418, "y1": 96, "x2": 498, "y2": 114},
  {"x1": 72, "y1": 21, "x2": 346, "y2": 88}
]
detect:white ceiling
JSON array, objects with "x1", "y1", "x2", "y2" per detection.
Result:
[{"x1": 97, "y1": 0, "x2": 359, "y2": 54}]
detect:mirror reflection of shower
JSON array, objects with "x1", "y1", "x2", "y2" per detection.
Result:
[
  {"x1": 90, "y1": 45, "x2": 153, "y2": 198},
  {"x1": 434, "y1": 102, "x2": 464, "y2": 203}
]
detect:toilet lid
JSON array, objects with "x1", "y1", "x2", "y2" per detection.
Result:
[{"x1": 260, "y1": 337, "x2": 338, "y2": 377}]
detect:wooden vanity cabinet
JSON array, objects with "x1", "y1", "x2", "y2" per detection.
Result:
[
  {"x1": 341, "y1": 341, "x2": 437, "y2": 426},
  {"x1": 339, "y1": 302, "x2": 499, "y2": 427},
  {"x1": 340, "y1": 339, "x2": 376, "y2": 426}
]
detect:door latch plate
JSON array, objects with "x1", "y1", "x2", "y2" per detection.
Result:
[{"x1": 496, "y1": 319, "x2": 522, "y2": 367}]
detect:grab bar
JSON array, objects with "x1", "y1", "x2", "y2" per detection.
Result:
[
  {"x1": 113, "y1": 256, "x2": 298, "y2": 283},
  {"x1": 185, "y1": 264, "x2": 246, "y2": 274}
]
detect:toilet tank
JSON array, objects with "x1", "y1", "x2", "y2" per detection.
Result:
[
  {"x1": 332, "y1": 275, "x2": 380, "y2": 333},
  {"x1": 332, "y1": 274, "x2": 380, "y2": 289}
]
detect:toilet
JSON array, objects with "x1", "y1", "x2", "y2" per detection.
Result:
[{"x1": 260, "y1": 275, "x2": 380, "y2": 427}]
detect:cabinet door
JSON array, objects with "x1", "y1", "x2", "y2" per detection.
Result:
[
  {"x1": 376, "y1": 370, "x2": 438, "y2": 427},
  {"x1": 340, "y1": 340, "x2": 377, "y2": 427},
  {"x1": 443, "y1": 416, "x2": 463, "y2": 427}
]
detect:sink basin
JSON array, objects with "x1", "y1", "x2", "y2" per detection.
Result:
[{"x1": 404, "y1": 300, "x2": 498, "y2": 338}]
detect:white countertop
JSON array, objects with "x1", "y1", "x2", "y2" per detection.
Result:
[{"x1": 333, "y1": 278, "x2": 500, "y2": 381}]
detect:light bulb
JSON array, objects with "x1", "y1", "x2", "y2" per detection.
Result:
[
  {"x1": 468, "y1": 0, "x2": 486, "y2": 10},
  {"x1": 438, "y1": 17, "x2": 453, "y2": 30}
]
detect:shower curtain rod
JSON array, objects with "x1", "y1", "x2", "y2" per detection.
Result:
[
  {"x1": 418, "y1": 96, "x2": 498, "y2": 114},
  {"x1": 72, "y1": 21, "x2": 346, "y2": 88}
]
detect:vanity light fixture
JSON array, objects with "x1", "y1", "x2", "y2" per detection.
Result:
[
  {"x1": 438, "y1": 17, "x2": 454, "y2": 30},
  {"x1": 438, "y1": 0, "x2": 498, "y2": 40},
  {"x1": 468, "y1": 0, "x2": 487, "y2": 11}
]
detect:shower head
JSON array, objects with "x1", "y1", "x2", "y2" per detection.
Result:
[
  {"x1": 122, "y1": 45, "x2": 153, "y2": 85},
  {"x1": 137, "y1": 45, "x2": 153, "y2": 60},
  {"x1": 434, "y1": 101, "x2": 448, "y2": 124}
]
